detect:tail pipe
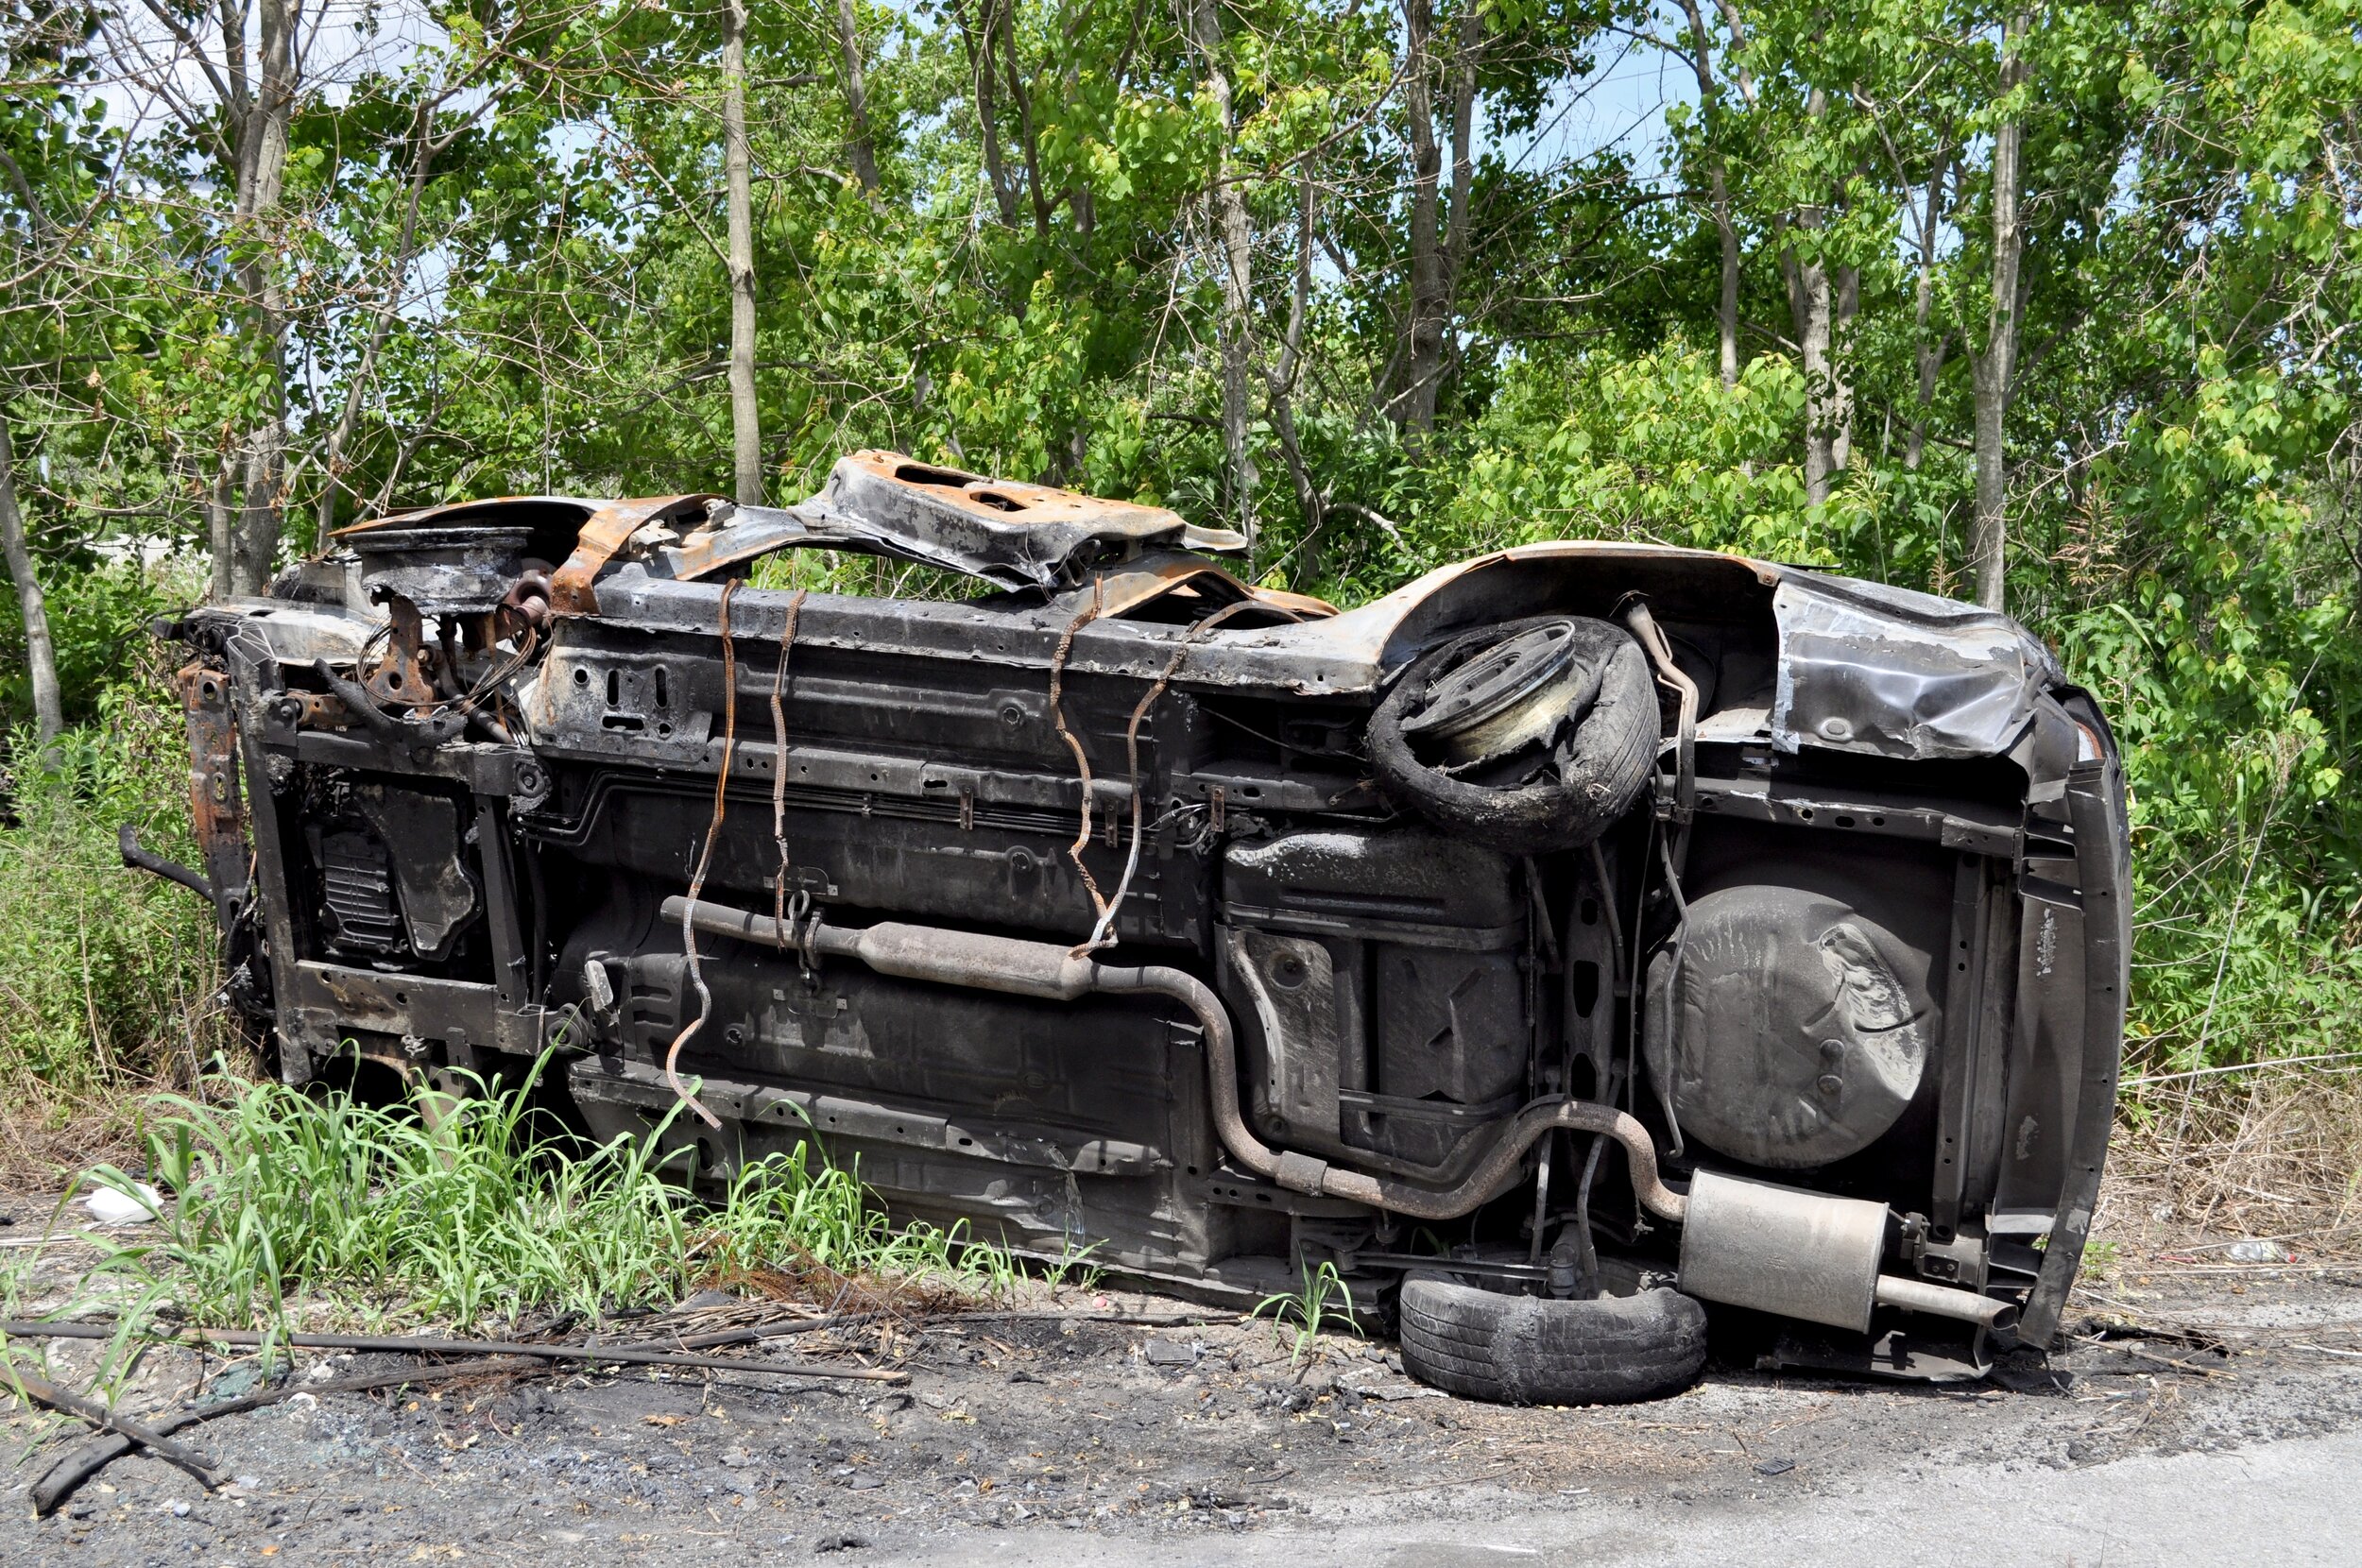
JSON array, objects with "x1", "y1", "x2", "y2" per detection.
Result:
[
  {"x1": 1679, "y1": 1169, "x2": 2018, "y2": 1336},
  {"x1": 1875, "y1": 1274, "x2": 2018, "y2": 1333},
  {"x1": 660, "y1": 895, "x2": 1686, "y2": 1226}
]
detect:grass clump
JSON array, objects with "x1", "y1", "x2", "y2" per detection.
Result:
[
  {"x1": 1253, "y1": 1258, "x2": 1355, "y2": 1365},
  {"x1": 68, "y1": 1053, "x2": 985, "y2": 1343}
]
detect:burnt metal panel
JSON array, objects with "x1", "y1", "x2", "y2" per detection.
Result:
[{"x1": 2016, "y1": 760, "x2": 2130, "y2": 1347}]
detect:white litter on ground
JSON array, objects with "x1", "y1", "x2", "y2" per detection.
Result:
[{"x1": 81, "y1": 1182, "x2": 163, "y2": 1225}]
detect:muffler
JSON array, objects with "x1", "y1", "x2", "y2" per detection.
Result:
[{"x1": 1677, "y1": 1170, "x2": 2015, "y2": 1335}]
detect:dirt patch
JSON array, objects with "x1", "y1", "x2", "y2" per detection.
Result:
[{"x1": 6, "y1": 1266, "x2": 2362, "y2": 1566}]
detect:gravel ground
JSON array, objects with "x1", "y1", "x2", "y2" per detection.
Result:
[{"x1": 5, "y1": 1257, "x2": 2360, "y2": 1567}]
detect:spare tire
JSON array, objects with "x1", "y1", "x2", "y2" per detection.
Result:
[
  {"x1": 1367, "y1": 615, "x2": 1658, "y2": 854},
  {"x1": 1397, "y1": 1271, "x2": 1707, "y2": 1406}
]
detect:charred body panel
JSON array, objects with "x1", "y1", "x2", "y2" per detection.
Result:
[{"x1": 150, "y1": 452, "x2": 2128, "y2": 1381}]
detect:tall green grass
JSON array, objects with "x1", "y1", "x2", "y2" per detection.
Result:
[
  {"x1": 66, "y1": 1054, "x2": 987, "y2": 1346},
  {"x1": 0, "y1": 668, "x2": 228, "y2": 1121}
]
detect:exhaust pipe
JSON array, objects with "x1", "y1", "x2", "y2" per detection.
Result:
[
  {"x1": 659, "y1": 896, "x2": 1688, "y2": 1225},
  {"x1": 1678, "y1": 1169, "x2": 2014, "y2": 1334},
  {"x1": 1875, "y1": 1273, "x2": 2017, "y2": 1333}
]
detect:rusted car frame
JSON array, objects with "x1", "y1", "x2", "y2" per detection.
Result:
[{"x1": 148, "y1": 451, "x2": 2127, "y2": 1394}]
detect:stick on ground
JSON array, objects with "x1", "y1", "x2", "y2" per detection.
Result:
[
  {"x1": 28, "y1": 1355, "x2": 547, "y2": 1516},
  {"x1": 0, "y1": 1321, "x2": 905, "y2": 1383},
  {"x1": 5, "y1": 1368, "x2": 230, "y2": 1494}
]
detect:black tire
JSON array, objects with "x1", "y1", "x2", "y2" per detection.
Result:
[
  {"x1": 1367, "y1": 616, "x2": 1658, "y2": 855},
  {"x1": 1397, "y1": 1272, "x2": 1708, "y2": 1406}
]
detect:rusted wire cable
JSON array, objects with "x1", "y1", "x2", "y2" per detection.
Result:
[
  {"x1": 4, "y1": 1366, "x2": 228, "y2": 1493},
  {"x1": 666, "y1": 578, "x2": 744, "y2": 1130},
  {"x1": 769, "y1": 588, "x2": 808, "y2": 945},
  {"x1": 1046, "y1": 579, "x2": 1113, "y2": 934},
  {"x1": 1077, "y1": 597, "x2": 1261, "y2": 954}
]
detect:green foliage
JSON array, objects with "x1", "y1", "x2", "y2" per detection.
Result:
[
  {"x1": 66, "y1": 1053, "x2": 985, "y2": 1349},
  {"x1": 0, "y1": 555, "x2": 181, "y2": 727},
  {"x1": 0, "y1": 657, "x2": 224, "y2": 1102},
  {"x1": 1253, "y1": 1258, "x2": 1356, "y2": 1364}
]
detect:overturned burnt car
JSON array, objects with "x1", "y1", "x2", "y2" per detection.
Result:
[{"x1": 145, "y1": 452, "x2": 2126, "y2": 1402}]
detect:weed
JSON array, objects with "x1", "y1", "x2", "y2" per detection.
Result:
[
  {"x1": 48, "y1": 1053, "x2": 992, "y2": 1369},
  {"x1": 1253, "y1": 1259, "x2": 1355, "y2": 1365},
  {"x1": 2080, "y1": 1238, "x2": 2122, "y2": 1281},
  {"x1": 1036, "y1": 1238, "x2": 1105, "y2": 1297}
]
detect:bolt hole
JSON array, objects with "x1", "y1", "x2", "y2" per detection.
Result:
[{"x1": 573, "y1": 668, "x2": 590, "y2": 687}]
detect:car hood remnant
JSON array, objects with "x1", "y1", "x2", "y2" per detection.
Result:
[{"x1": 152, "y1": 449, "x2": 2128, "y2": 1407}]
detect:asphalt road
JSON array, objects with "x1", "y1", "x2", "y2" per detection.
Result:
[{"x1": 961, "y1": 1423, "x2": 2362, "y2": 1568}]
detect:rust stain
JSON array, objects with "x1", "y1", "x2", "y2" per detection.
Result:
[{"x1": 548, "y1": 496, "x2": 712, "y2": 616}]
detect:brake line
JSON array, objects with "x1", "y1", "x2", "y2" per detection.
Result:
[
  {"x1": 1076, "y1": 597, "x2": 1262, "y2": 955},
  {"x1": 664, "y1": 577, "x2": 744, "y2": 1131}
]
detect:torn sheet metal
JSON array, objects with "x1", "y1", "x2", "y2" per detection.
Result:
[{"x1": 1768, "y1": 574, "x2": 2062, "y2": 761}]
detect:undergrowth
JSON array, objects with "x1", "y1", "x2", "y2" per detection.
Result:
[
  {"x1": 0, "y1": 657, "x2": 229, "y2": 1172},
  {"x1": 51, "y1": 1054, "x2": 988, "y2": 1355}
]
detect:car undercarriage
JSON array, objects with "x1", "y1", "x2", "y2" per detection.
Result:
[{"x1": 144, "y1": 451, "x2": 2128, "y2": 1401}]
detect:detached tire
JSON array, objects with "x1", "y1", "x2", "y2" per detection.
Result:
[
  {"x1": 1397, "y1": 1273, "x2": 1707, "y2": 1406},
  {"x1": 1367, "y1": 616, "x2": 1657, "y2": 855}
]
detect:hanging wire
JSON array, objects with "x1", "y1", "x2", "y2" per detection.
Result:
[
  {"x1": 1046, "y1": 579, "x2": 1114, "y2": 936},
  {"x1": 1076, "y1": 597, "x2": 1264, "y2": 955},
  {"x1": 768, "y1": 588, "x2": 809, "y2": 946},
  {"x1": 664, "y1": 578, "x2": 744, "y2": 1131}
]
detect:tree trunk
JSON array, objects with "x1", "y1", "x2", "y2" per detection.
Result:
[
  {"x1": 1779, "y1": 86, "x2": 1854, "y2": 507},
  {"x1": 0, "y1": 417, "x2": 62, "y2": 750},
  {"x1": 834, "y1": 0, "x2": 881, "y2": 197},
  {"x1": 1904, "y1": 151, "x2": 1953, "y2": 471},
  {"x1": 1712, "y1": 165, "x2": 1740, "y2": 388},
  {"x1": 1443, "y1": 7, "x2": 1480, "y2": 307},
  {"x1": 995, "y1": 3, "x2": 1053, "y2": 242},
  {"x1": 317, "y1": 106, "x2": 440, "y2": 537},
  {"x1": 1183, "y1": 0, "x2": 1256, "y2": 542},
  {"x1": 207, "y1": 462, "x2": 235, "y2": 603},
  {"x1": 1829, "y1": 260, "x2": 1857, "y2": 473},
  {"x1": 1783, "y1": 246, "x2": 1833, "y2": 503},
  {"x1": 1968, "y1": 15, "x2": 2028, "y2": 611},
  {"x1": 227, "y1": 0, "x2": 298, "y2": 596},
  {"x1": 1671, "y1": 0, "x2": 1742, "y2": 388},
  {"x1": 1395, "y1": 0, "x2": 1444, "y2": 438},
  {"x1": 1268, "y1": 177, "x2": 1325, "y2": 583},
  {"x1": 963, "y1": 0, "x2": 1019, "y2": 229},
  {"x1": 724, "y1": 0, "x2": 762, "y2": 505}
]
